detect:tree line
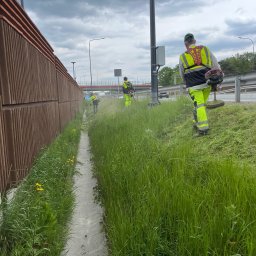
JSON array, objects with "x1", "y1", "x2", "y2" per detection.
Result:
[{"x1": 159, "y1": 52, "x2": 256, "y2": 86}]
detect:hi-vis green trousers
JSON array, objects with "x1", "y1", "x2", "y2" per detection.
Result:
[
  {"x1": 188, "y1": 86, "x2": 211, "y2": 132},
  {"x1": 124, "y1": 93, "x2": 132, "y2": 107}
]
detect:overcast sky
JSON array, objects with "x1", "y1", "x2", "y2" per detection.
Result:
[{"x1": 23, "y1": 0, "x2": 256, "y2": 84}]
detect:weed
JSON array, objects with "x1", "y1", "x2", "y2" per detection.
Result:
[
  {"x1": 88, "y1": 98, "x2": 256, "y2": 255},
  {"x1": 0, "y1": 112, "x2": 83, "y2": 256}
]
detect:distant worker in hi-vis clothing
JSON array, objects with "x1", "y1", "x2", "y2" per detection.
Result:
[{"x1": 122, "y1": 77, "x2": 134, "y2": 107}]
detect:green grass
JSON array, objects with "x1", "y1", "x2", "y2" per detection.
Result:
[
  {"x1": 88, "y1": 98, "x2": 256, "y2": 255},
  {"x1": 0, "y1": 112, "x2": 83, "y2": 256}
]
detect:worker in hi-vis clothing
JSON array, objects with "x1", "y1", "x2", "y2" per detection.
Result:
[
  {"x1": 179, "y1": 33, "x2": 221, "y2": 136},
  {"x1": 122, "y1": 77, "x2": 134, "y2": 107},
  {"x1": 90, "y1": 93, "x2": 99, "y2": 114}
]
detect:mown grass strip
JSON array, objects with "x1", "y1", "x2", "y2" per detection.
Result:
[
  {"x1": 0, "y1": 112, "x2": 83, "y2": 256},
  {"x1": 88, "y1": 98, "x2": 256, "y2": 255}
]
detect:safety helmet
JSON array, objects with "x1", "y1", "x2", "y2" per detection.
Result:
[{"x1": 184, "y1": 33, "x2": 194, "y2": 42}]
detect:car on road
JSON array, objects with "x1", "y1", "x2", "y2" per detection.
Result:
[{"x1": 159, "y1": 91, "x2": 169, "y2": 98}]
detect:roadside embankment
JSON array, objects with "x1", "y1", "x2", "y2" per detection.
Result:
[{"x1": 88, "y1": 98, "x2": 256, "y2": 255}]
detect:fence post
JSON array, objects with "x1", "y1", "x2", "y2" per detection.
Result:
[
  {"x1": 235, "y1": 76, "x2": 241, "y2": 103},
  {"x1": 179, "y1": 85, "x2": 183, "y2": 95}
]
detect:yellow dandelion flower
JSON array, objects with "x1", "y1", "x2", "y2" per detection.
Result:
[
  {"x1": 36, "y1": 187, "x2": 44, "y2": 191},
  {"x1": 35, "y1": 182, "x2": 44, "y2": 192}
]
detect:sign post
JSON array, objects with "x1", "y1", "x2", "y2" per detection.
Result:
[{"x1": 114, "y1": 69, "x2": 122, "y2": 97}]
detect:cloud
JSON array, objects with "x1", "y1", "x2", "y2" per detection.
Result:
[
  {"x1": 24, "y1": 0, "x2": 256, "y2": 83},
  {"x1": 25, "y1": 1, "x2": 99, "y2": 18},
  {"x1": 226, "y1": 18, "x2": 256, "y2": 36},
  {"x1": 156, "y1": 0, "x2": 207, "y2": 17}
]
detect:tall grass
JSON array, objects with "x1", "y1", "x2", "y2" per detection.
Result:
[
  {"x1": 89, "y1": 98, "x2": 256, "y2": 255},
  {"x1": 0, "y1": 113, "x2": 83, "y2": 256}
]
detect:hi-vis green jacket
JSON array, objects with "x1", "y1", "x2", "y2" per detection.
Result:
[
  {"x1": 122, "y1": 81, "x2": 133, "y2": 94},
  {"x1": 179, "y1": 44, "x2": 220, "y2": 88}
]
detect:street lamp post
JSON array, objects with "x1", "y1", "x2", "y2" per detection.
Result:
[
  {"x1": 71, "y1": 61, "x2": 76, "y2": 81},
  {"x1": 238, "y1": 36, "x2": 255, "y2": 70},
  {"x1": 149, "y1": 0, "x2": 159, "y2": 106},
  {"x1": 89, "y1": 37, "x2": 105, "y2": 86}
]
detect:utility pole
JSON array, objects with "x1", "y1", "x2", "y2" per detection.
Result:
[
  {"x1": 149, "y1": 0, "x2": 159, "y2": 106},
  {"x1": 21, "y1": 0, "x2": 24, "y2": 8}
]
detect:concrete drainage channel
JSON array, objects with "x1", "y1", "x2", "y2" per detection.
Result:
[
  {"x1": 0, "y1": 117, "x2": 108, "y2": 256},
  {"x1": 61, "y1": 130, "x2": 108, "y2": 256}
]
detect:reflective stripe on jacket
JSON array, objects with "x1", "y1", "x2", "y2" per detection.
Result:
[
  {"x1": 91, "y1": 95, "x2": 97, "y2": 101},
  {"x1": 179, "y1": 45, "x2": 213, "y2": 88},
  {"x1": 123, "y1": 81, "x2": 131, "y2": 94}
]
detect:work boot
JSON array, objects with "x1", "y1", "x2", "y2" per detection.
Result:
[
  {"x1": 199, "y1": 130, "x2": 209, "y2": 136},
  {"x1": 194, "y1": 129, "x2": 209, "y2": 137}
]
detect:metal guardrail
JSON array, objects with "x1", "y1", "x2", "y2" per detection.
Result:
[
  {"x1": 129, "y1": 72, "x2": 256, "y2": 102},
  {"x1": 157, "y1": 72, "x2": 256, "y2": 102}
]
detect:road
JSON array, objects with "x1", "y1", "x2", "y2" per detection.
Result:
[
  {"x1": 208, "y1": 92, "x2": 256, "y2": 102},
  {"x1": 159, "y1": 92, "x2": 256, "y2": 103}
]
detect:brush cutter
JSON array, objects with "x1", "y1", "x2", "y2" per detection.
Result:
[{"x1": 205, "y1": 68, "x2": 225, "y2": 109}]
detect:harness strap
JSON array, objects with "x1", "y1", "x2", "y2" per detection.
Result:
[
  {"x1": 186, "y1": 46, "x2": 204, "y2": 65},
  {"x1": 183, "y1": 46, "x2": 211, "y2": 70}
]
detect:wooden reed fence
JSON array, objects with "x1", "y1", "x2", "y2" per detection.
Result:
[{"x1": 0, "y1": 0, "x2": 84, "y2": 192}]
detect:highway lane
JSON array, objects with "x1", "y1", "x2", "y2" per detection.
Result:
[{"x1": 208, "y1": 92, "x2": 256, "y2": 102}]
